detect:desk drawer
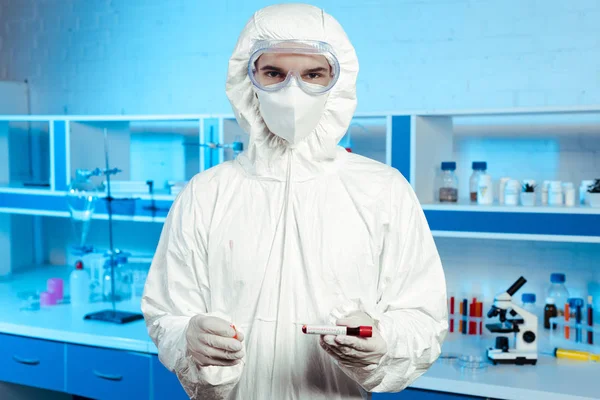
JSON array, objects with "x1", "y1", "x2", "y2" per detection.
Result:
[
  {"x1": 0, "y1": 333, "x2": 65, "y2": 392},
  {"x1": 66, "y1": 344, "x2": 150, "y2": 400}
]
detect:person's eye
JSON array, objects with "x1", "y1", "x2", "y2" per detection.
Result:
[
  {"x1": 265, "y1": 71, "x2": 282, "y2": 78},
  {"x1": 306, "y1": 73, "x2": 322, "y2": 80}
]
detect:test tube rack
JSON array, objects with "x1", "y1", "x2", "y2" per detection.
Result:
[{"x1": 448, "y1": 295, "x2": 485, "y2": 336}]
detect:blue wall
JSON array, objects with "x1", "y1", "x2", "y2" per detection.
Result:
[{"x1": 0, "y1": 0, "x2": 599, "y2": 114}]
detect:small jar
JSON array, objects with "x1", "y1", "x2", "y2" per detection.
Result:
[
  {"x1": 563, "y1": 182, "x2": 575, "y2": 207},
  {"x1": 504, "y1": 179, "x2": 520, "y2": 206},
  {"x1": 477, "y1": 174, "x2": 494, "y2": 205},
  {"x1": 470, "y1": 162, "x2": 487, "y2": 203},
  {"x1": 498, "y1": 177, "x2": 511, "y2": 205},
  {"x1": 541, "y1": 180, "x2": 551, "y2": 205},
  {"x1": 520, "y1": 179, "x2": 536, "y2": 207},
  {"x1": 438, "y1": 162, "x2": 458, "y2": 203},
  {"x1": 548, "y1": 181, "x2": 563, "y2": 206}
]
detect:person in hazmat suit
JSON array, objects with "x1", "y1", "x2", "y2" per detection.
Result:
[{"x1": 142, "y1": 4, "x2": 447, "y2": 399}]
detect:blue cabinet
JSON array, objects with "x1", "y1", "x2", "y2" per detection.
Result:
[
  {"x1": 0, "y1": 333, "x2": 65, "y2": 392},
  {"x1": 376, "y1": 388, "x2": 484, "y2": 399},
  {"x1": 66, "y1": 344, "x2": 151, "y2": 400},
  {"x1": 152, "y1": 355, "x2": 188, "y2": 400}
]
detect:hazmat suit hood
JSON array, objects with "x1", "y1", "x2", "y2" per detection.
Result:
[{"x1": 226, "y1": 4, "x2": 359, "y2": 180}]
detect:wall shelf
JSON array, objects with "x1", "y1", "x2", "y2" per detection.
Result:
[{"x1": 1, "y1": 105, "x2": 600, "y2": 244}]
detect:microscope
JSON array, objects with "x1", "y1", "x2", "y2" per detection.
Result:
[{"x1": 485, "y1": 276, "x2": 538, "y2": 365}]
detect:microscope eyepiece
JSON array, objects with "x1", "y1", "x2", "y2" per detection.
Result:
[{"x1": 506, "y1": 276, "x2": 527, "y2": 296}]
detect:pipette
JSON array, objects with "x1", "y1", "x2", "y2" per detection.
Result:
[{"x1": 551, "y1": 348, "x2": 599, "y2": 362}]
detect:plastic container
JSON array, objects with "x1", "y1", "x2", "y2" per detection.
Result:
[
  {"x1": 498, "y1": 177, "x2": 511, "y2": 205},
  {"x1": 563, "y1": 182, "x2": 576, "y2": 207},
  {"x1": 470, "y1": 162, "x2": 487, "y2": 202},
  {"x1": 477, "y1": 174, "x2": 494, "y2": 205},
  {"x1": 504, "y1": 179, "x2": 520, "y2": 206},
  {"x1": 438, "y1": 162, "x2": 458, "y2": 203},
  {"x1": 40, "y1": 291, "x2": 57, "y2": 307},
  {"x1": 547, "y1": 273, "x2": 570, "y2": 313},
  {"x1": 70, "y1": 260, "x2": 91, "y2": 306},
  {"x1": 47, "y1": 278, "x2": 64, "y2": 301},
  {"x1": 549, "y1": 181, "x2": 563, "y2": 206},
  {"x1": 520, "y1": 179, "x2": 536, "y2": 206},
  {"x1": 580, "y1": 180, "x2": 594, "y2": 205},
  {"x1": 541, "y1": 180, "x2": 551, "y2": 205}
]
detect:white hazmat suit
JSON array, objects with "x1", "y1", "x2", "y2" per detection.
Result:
[{"x1": 142, "y1": 4, "x2": 448, "y2": 400}]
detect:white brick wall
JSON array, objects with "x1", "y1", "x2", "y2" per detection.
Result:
[{"x1": 1, "y1": 0, "x2": 599, "y2": 114}]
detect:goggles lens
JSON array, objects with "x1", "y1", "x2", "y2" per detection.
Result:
[{"x1": 248, "y1": 40, "x2": 340, "y2": 94}]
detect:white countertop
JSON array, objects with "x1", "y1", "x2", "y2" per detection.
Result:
[
  {"x1": 1, "y1": 266, "x2": 598, "y2": 399},
  {"x1": 0, "y1": 265, "x2": 156, "y2": 353},
  {"x1": 415, "y1": 335, "x2": 599, "y2": 400}
]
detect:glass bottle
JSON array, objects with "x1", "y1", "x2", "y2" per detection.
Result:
[
  {"x1": 547, "y1": 273, "x2": 570, "y2": 316},
  {"x1": 438, "y1": 162, "x2": 458, "y2": 203},
  {"x1": 521, "y1": 293, "x2": 537, "y2": 314},
  {"x1": 544, "y1": 297, "x2": 558, "y2": 330},
  {"x1": 469, "y1": 162, "x2": 487, "y2": 202}
]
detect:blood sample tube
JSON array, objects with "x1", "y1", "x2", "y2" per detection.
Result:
[
  {"x1": 565, "y1": 303, "x2": 570, "y2": 340},
  {"x1": 302, "y1": 325, "x2": 372, "y2": 338}
]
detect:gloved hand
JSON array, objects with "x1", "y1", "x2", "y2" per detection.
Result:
[
  {"x1": 320, "y1": 311, "x2": 387, "y2": 368},
  {"x1": 185, "y1": 315, "x2": 245, "y2": 367}
]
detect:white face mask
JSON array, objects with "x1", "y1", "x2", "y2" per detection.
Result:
[{"x1": 256, "y1": 83, "x2": 329, "y2": 145}]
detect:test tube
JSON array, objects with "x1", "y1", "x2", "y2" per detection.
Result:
[
  {"x1": 576, "y1": 303, "x2": 583, "y2": 343},
  {"x1": 462, "y1": 298, "x2": 468, "y2": 335},
  {"x1": 477, "y1": 301, "x2": 483, "y2": 335},
  {"x1": 459, "y1": 301, "x2": 464, "y2": 334},
  {"x1": 565, "y1": 303, "x2": 570, "y2": 340},
  {"x1": 449, "y1": 296, "x2": 455, "y2": 334},
  {"x1": 588, "y1": 296, "x2": 594, "y2": 345},
  {"x1": 469, "y1": 298, "x2": 477, "y2": 335}
]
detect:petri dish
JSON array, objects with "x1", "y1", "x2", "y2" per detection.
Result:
[
  {"x1": 455, "y1": 355, "x2": 489, "y2": 373},
  {"x1": 438, "y1": 352, "x2": 460, "y2": 364}
]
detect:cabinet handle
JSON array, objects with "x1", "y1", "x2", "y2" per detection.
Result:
[
  {"x1": 93, "y1": 370, "x2": 123, "y2": 381},
  {"x1": 12, "y1": 355, "x2": 40, "y2": 366}
]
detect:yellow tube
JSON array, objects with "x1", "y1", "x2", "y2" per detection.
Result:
[{"x1": 554, "y1": 348, "x2": 600, "y2": 362}]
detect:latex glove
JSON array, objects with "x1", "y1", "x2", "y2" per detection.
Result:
[
  {"x1": 185, "y1": 315, "x2": 245, "y2": 367},
  {"x1": 320, "y1": 311, "x2": 387, "y2": 368}
]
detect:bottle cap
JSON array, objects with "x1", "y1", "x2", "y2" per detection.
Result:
[
  {"x1": 550, "y1": 273, "x2": 566, "y2": 284},
  {"x1": 75, "y1": 260, "x2": 84, "y2": 270},
  {"x1": 472, "y1": 161, "x2": 487, "y2": 170},
  {"x1": 545, "y1": 297, "x2": 555, "y2": 305},
  {"x1": 568, "y1": 298, "x2": 584, "y2": 308},
  {"x1": 522, "y1": 293, "x2": 536, "y2": 304},
  {"x1": 441, "y1": 162, "x2": 456, "y2": 171},
  {"x1": 549, "y1": 181, "x2": 563, "y2": 190}
]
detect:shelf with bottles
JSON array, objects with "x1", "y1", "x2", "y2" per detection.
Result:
[{"x1": 411, "y1": 109, "x2": 600, "y2": 242}]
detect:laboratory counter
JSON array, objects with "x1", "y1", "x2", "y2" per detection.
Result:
[{"x1": 1, "y1": 266, "x2": 598, "y2": 400}]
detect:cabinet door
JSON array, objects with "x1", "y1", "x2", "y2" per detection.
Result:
[
  {"x1": 152, "y1": 355, "x2": 188, "y2": 400},
  {"x1": 66, "y1": 344, "x2": 150, "y2": 400},
  {"x1": 0, "y1": 333, "x2": 65, "y2": 392}
]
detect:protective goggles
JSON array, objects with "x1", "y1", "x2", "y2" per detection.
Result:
[{"x1": 248, "y1": 40, "x2": 340, "y2": 95}]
